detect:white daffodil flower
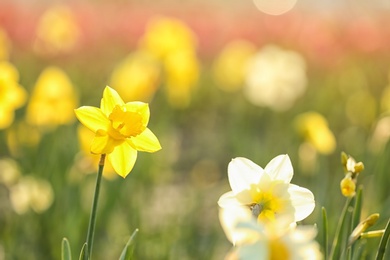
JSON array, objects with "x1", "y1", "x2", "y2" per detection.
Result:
[
  {"x1": 219, "y1": 207, "x2": 322, "y2": 260},
  {"x1": 218, "y1": 155, "x2": 315, "y2": 226}
]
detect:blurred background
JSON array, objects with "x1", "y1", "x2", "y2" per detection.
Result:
[{"x1": 1, "y1": 0, "x2": 390, "y2": 259}]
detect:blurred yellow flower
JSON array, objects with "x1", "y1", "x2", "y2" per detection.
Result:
[
  {"x1": 139, "y1": 16, "x2": 200, "y2": 108},
  {"x1": 74, "y1": 86, "x2": 161, "y2": 178},
  {"x1": 218, "y1": 155, "x2": 315, "y2": 226},
  {"x1": 77, "y1": 125, "x2": 117, "y2": 180},
  {"x1": 369, "y1": 116, "x2": 390, "y2": 154},
  {"x1": 0, "y1": 28, "x2": 11, "y2": 61},
  {"x1": 34, "y1": 5, "x2": 80, "y2": 55},
  {"x1": 294, "y1": 112, "x2": 336, "y2": 155},
  {"x1": 244, "y1": 45, "x2": 307, "y2": 111},
  {"x1": 213, "y1": 40, "x2": 256, "y2": 92},
  {"x1": 0, "y1": 62, "x2": 27, "y2": 129},
  {"x1": 219, "y1": 207, "x2": 322, "y2": 260},
  {"x1": 164, "y1": 49, "x2": 200, "y2": 108},
  {"x1": 139, "y1": 16, "x2": 197, "y2": 60},
  {"x1": 109, "y1": 51, "x2": 161, "y2": 102},
  {"x1": 26, "y1": 66, "x2": 78, "y2": 128}
]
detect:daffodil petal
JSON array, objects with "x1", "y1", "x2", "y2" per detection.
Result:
[
  {"x1": 218, "y1": 191, "x2": 250, "y2": 208},
  {"x1": 128, "y1": 128, "x2": 161, "y2": 152},
  {"x1": 108, "y1": 142, "x2": 137, "y2": 178},
  {"x1": 264, "y1": 154, "x2": 293, "y2": 183},
  {"x1": 288, "y1": 184, "x2": 315, "y2": 221},
  {"x1": 219, "y1": 206, "x2": 256, "y2": 245},
  {"x1": 91, "y1": 131, "x2": 121, "y2": 154},
  {"x1": 228, "y1": 157, "x2": 263, "y2": 194},
  {"x1": 237, "y1": 241, "x2": 268, "y2": 260},
  {"x1": 124, "y1": 101, "x2": 150, "y2": 125},
  {"x1": 74, "y1": 106, "x2": 109, "y2": 132},
  {"x1": 101, "y1": 86, "x2": 124, "y2": 116}
]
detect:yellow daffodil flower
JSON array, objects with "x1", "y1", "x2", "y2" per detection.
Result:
[
  {"x1": 0, "y1": 62, "x2": 27, "y2": 129},
  {"x1": 109, "y1": 51, "x2": 161, "y2": 102},
  {"x1": 34, "y1": 5, "x2": 80, "y2": 55},
  {"x1": 213, "y1": 40, "x2": 256, "y2": 92},
  {"x1": 294, "y1": 112, "x2": 336, "y2": 155},
  {"x1": 74, "y1": 86, "x2": 161, "y2": 178},
  {"x1": 26, "y1": 66, "x2": 78, "y2": 128},
  {"x1": 218, "y1": 155, "x2": 315, "y2": 226},
  {"x1": 219, "y1": 207, "x2": 322, "y2": 260}
]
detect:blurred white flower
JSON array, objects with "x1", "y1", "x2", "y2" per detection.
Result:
[
  {"x1": 9, "y1": 176, "x2": 54, "y2": 214},
  {"x1": 219, "y1": 207, "x2": 322, "y2": 260},
  {"x1": 218, "y1": 155, "x2": 315, "y2": 227},
  {"x1": 244, "y1": 45, "x2": 307, "y2": 111}
]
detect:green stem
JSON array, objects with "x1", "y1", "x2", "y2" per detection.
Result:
[
  {"x1": 85, "y1": 154, "x2": 106, "y2": 260},
  {"x1": 329, "y1": 197, "x2": 352, "y2": 260}
]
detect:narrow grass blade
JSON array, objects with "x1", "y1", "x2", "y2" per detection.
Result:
[
  {"x1": 79, "y1": 243, "x2": 88, "y2": 260},
  {"x1": 375, "y1": 218, "x2": 390, "y2": 260},
  {"x1": 330, "y1": 197, "x2": 352, "y2": 260},
  {"x1": 61, "y1": 238, "x2": 72, "y2": 260},
  {"x1": 119, "y1": 228, "x2": 139, "y2": 260},
  {"x1": 322, "y1": 207, "x2": 328, "y2": 260}
]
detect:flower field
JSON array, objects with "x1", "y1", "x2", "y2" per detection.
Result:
[{"x1": 1, "y1": 1, "x2": 390, "y2": 259}]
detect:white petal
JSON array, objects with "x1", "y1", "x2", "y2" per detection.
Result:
[
  {"x1": 288, "y1": 184, "x2": 315, "y2": 221},
  {"x1": 228, "y1": 157, "x2": 264, "y2": 194},
  {"x1": 219, "y1": 206, "x2": 256, "y2": 245},
  {"x1": 265, "y1": 154, "x2": 293, "y2": 182},
  {"x1": 218, "y1": 191, "x2": 244, "y2": 208},
  {"x1": 238, "y1": 241, "x2": 268, "y2": 260}
]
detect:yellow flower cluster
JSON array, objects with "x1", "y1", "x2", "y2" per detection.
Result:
[
  {"x1": 110, "y1": 16, "x2": 200, "y2": 108},
  {"x1": 340, "y1": 152, "x2": 364, "y2": 197},
  {"x1": 0, "y1": 62, "x2": 27, "y2": 129}
]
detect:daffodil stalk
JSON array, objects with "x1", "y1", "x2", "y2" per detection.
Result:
[{"x1": 85, "y1": 154, "x2": 106, "y2": 260}]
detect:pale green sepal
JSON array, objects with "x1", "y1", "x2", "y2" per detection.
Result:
[
  {"x1": 79, "y1": 243, "x2": 88, "y2": 260},
  {"x1": 119, "y1": 228, "x2": 139, "y2": 260},
  {"x1": 61, "y1": 237, "x2": 72, "y2": 260}
]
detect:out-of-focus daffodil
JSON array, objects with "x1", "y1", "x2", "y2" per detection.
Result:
[
  {"x1": 219, "y1": 207, "x2": 322, "y2": 260},
  {"x1": 109, "y1": 51, "x2": 161, "y2": 102},
  {"x1": 74, "y1": 86, "x2": 161, "y2": 178},
  {"x1": 213, "y1": 40, "x2": 256, "y2": 92},
  {"x1": 26, "y1": 66, "x2": 78, "y2": 128},
  {"x1": 0, "y1": 28, "x2": 11, "y2": 61},
  {"x1": 34, "y1": 5, "x2": 80, "y2": 55},
  {"x1": 164, "y1": 49, "x2": 200, "y2": 108},
  {"x1": 139, "y1": 16, "x2": 200, "y2": 108},
  {"x1": 77, "y1": 125, "x2": 117, "y2": 180},
  {"x1": 244, "y1": 45, "x2": 307, "y2": 111},
  {"x1": 294, "y1": 112, "x2": 336, "y2": 155},
  {"x1": 0, "y1": 62, "x2": 27, "y2": 129},
  {"x1": 218, "y1": 155, "x2": 315, "y2": 226},
  {"x1": 139, "y1": 16, "x2": 197, "y2": 60}
]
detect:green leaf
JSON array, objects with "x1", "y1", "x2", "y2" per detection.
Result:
[
  {"x1": 61, "y1": 238, "x2": 72, "y2": 260},
  {"x1": 119, "y1": 228, "x2": 139, "y2": 260},
  {"x1": 79, "y1": 243, "x2": 88, "y2": 260},
  {"x1": 376, "y1": 218, "x2": 390, "y2": 260},
  {"x1": 322, "y1": 207, "x2": 328, "y2": 259}
]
